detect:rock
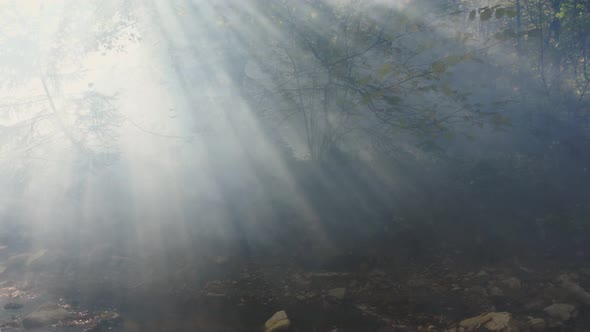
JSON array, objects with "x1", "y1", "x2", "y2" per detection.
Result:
[
  {"x1": 0, "y1": 280, "x2": 15, "y2": 288},
  {"x1": 3, "y1": 302, "x2": 23, "y2": 310},
  {"x1": 265, "y1": 310, "x2": 290, "y2": 332},
  {"x1": 1, "y1": 319, "x2": 20, "y2": 328},
  {"x1": 3, "y1": 249, "x2": 49, "y2": 274},
  {"x1": 96, "y1": 311, "x2": 122, "y2": 324},
  {"x1": 292, "y1": 273, "x2": 310, "y2": 286},
  {"x1": 26, "y1": 249, "x2": 48, "y2": 266},
  {"x1": 22, "y1": 303, "x2": 73, "y2": 329},
  {"x1": 327, "y1": 288, "x2": 347, "y2": 300},
  {"x1": 84, "y1": 311, "x2": 123, "y2": 332},
  {"x1": 543, "y1": 303, "x2": 577, "y2": 321},
  {"x1": 476, "y1": 270, "x2": 489, "y2": 277},
  {"x1": 356, "y1": 304, "x2": 369, "y2": 312},
  {"x1": 459, "y1": 312, "x2": 518, "y2": 331},
  {"x1": 501, "y1": 277, "x2": 521, "y2": 290},
  {"x1": 558, "y1": 274, "x2": 590, "y2": 305},
  {"x1": 489, "y1": 286, "x2": 503, "y2": 297},
  {"x1": 6, "y1": 253, "x2": 30, "y2": 268},
  {"x1": 528, "y1": 317, "x2": 546, "y2": 332}
]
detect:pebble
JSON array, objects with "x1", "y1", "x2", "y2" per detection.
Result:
[{"x1": 528, "y1": 317, "x2": 546, "y2": 331}]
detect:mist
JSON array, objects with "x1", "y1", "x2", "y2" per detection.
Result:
[{"x1": 0, "y1": 0, "x2": 589, "y2": 331}]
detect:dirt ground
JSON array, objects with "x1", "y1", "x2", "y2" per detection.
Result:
[{"x1": 0, "y1": 241, "x2": 589, "y2": 332}]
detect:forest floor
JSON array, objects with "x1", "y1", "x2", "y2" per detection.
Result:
[{"x1": 0, "y1": 243, "x2": 589, "y2": 331}]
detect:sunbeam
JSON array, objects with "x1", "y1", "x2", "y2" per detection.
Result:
[{"x1": 1, "y1": 0, "x2": 590, "y2": 331}]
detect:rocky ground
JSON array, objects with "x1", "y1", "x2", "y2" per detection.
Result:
[{"x1": 0, "y1": 244, "x2": 589, "y2": 331}]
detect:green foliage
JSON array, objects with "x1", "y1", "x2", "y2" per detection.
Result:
[
  {"x1": 431, "y1": 61, "x2": 448, "y2": 74},
  {"x1": 378, "y1": 63, "x2": 394, "y2": 79},
  {"x1": 479, "y1": 7, "x2": 493, "y2": 21},
  {"x1": 505, "y1": 8, "x2": 517, "y2": 18},
  {"x1": 491, "y1": 114, "x2": 512, "y2": 129},
  {"x1": 242, "y1": 0, "x2": 488, "y2": 159},
  {"x1": 465, "y1": 5, "x2": 517, "y2": 22}
]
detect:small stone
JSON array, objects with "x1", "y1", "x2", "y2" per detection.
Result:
[
  {"x1": 292, "y1": 273, "x2": 311, "y2": 286},
  {"x1": 543, "y1": 303, "x2": 577, "y2": 321},
  {"x1": 488, "y1": 286, "x2": 503, "y2": 297},
  {"x1": 528, "y1": 317, "x2": 546, "y2": 332},
  {"x1": 84, "y1": 312, "x2": 123, "y2": 332},
  {"x1": 96, "y1": 311, "x2": 122, "y2": 325},
  {"x1": 501, "y1": 277, "x2": 521, "y2": 290},
  {"x1": 265, "y1": 310, "x2": 290, "y2": 332},
  {"x1": 476, "y1": 270, "x2": 489, "y2": 277},
  {"x1": 327, "y1": 288, "x2": 347, "y2": 300},
  {"x1": 459, "y1": 312, "x2": 516, "y2": 331}
]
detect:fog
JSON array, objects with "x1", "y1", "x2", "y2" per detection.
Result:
[{"x1": 0, "y1": 0, "x2": 589, "y2": 331}]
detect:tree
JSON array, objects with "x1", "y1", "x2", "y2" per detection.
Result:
[
  {"x1": 0, "y1": 1, "x2": 140, "y2": 168},
  {"x1": 235, "y1": 0, "x2": 484, "y2": 160}
]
